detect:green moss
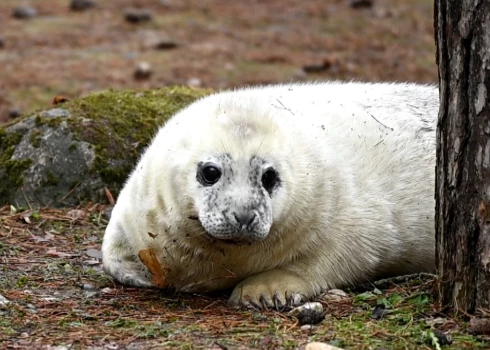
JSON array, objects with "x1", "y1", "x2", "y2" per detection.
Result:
[
  {"x1": 29, "y1": 129, "x2": 42, "y2": 148},
  {"x1": 0, "y1": 86, "x2": 211, "y2": 206},
  {"x1": 35, "y1": 116, "x2": 63, "y2": 128},
  {"x1": 63, "y1": 86, "x2": 211, "y2": 190},
  {"x1": 0, "y1": 129, "x2": 32, "y2": 204},
  {"x1": 43, "y1": 170, "x2": 60, "y2": 186}
]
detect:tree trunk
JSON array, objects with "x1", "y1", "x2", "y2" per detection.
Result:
[{"x1": 435, "y1": 0, "x2": 490, "y2": 314}]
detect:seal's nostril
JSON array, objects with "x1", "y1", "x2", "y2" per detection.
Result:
[{"x1": 233, "y1": 212, "x2": 256, "y2": 227}]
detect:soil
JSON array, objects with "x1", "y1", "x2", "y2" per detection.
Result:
[
  {"x1": 0, "y1": 0, "x2": 437, "y2": 124},
  {"x1": 3, "y1": 1, "x2": 481, "y2": 350}
]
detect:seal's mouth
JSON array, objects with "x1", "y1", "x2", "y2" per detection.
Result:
[{"x1": 187, "y1": 215, "x2": 265, "y2": 245}]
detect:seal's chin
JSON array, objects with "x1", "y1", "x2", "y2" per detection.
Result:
[{"x1": 203, "y1": 230, "x2": 268, "y2": 245}]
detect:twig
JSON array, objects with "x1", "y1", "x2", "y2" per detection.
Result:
[
  {"x1": 370, "y1": 113, "x2": 394, "y2": 131},
  {"x1": 29, "y1": 185, "x2": 47, "y2": 207},
  {"x1": 58, "y1": 181, "x2": 81, "y2": 203},
  {"x1": 273, "y1": 98, "x2": 296, "y2": 116},
  {"x1": 21, "y1": 187, "x2": 33, "y2": 211},
  {"x1": 354, "y1": 272, "x2": 437, "y2": 291}
]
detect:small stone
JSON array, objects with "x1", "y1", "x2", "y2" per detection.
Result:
[
  {"x1": 134, "y1": 61, "x2": 152, "y2": 80},
  {"x1": 81, "y1": 283, "x2": 96, "y2": 290},
  {"x1": 302, "y1": 59, "x2": 332, "y2": 74},
  {"x1": 301, "y1": 324, "x2": 314, "y2": 331},
  {"x1": 26, "y1": 303, "x2": 37, "y2": 313},
  {"x1": 83, "y1": 290, "x2": 99, "y2": 298},
  {"x1": 432, "y1": 329, "x2": 453, "y2": 346},
  {"x1": 70, "y1": 0, "x2": 95, "y2": 11},
  {"x1": 349, "y1": 0, "x2": 374, "y2": 9},
  {"x1": 8, "y1": 108, "x2": 22, "y2": 119},
  {"x1": 124, "y1": 8, "x2": 153, "y2": 24},
  {"x1": 288, "y1": 301, "x2": 323, "y2": 316},
  {"x1": 67, "y1": 209, "x2": 86, "y2": 219},
  {"x1": 321, "y1": 289, "x2": 348, "y2": 301},
  {"x1": 289, "y1": 302, "x2": 325, "y2": 325},
  {"x1": 84, "y1": 248, "x2": 102, "y2": 260},
  {"x1": 12, "y1": 6, "x2": 38, "y2": 19},
  {"x1": 101, "y1": 287, "x2": 115, "y2": 294},
  {"x1": 154, "y1": 39, "x2": 178, "y2": 50},
  {"x1": 42, "y1": 297, "x2": 62, "y2": 302},
  {"x1": 371, "y1": 304, "x2": 388, "y2": 320},
  {"x1": 64, "y1": 264, "x2": 74, "y2": 273},
  {"x1": 305, "y1": 342, "x2": 345, "y2": 350},
  {"x1": 0, "y1": 294, "x2": 10, "y2": 306},
  {"x1": 187, "y1": 77, "x2": 202, "y2": 87}
]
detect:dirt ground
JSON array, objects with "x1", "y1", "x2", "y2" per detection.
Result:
[
  {"x1": 3, "y1": 1, "x2": 479, "y2": 349},
  {"x1": 0, "y1": 0, "x2": 437, "y2": 124}
]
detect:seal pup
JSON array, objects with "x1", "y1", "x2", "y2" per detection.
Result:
[{"x1": 102, "y1": 81, "x2": 438, "y2": 310}]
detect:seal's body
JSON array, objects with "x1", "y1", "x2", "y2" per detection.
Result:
[{"x1": 102, "y1": 81, "x2": 438, "y2": 309}]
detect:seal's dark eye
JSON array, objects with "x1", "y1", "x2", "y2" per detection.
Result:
[
  {"x1": 200, "y1": 165, "x2": 221, "y2": 185},
  {"x1": 261, "y1": 168, "x2": 278, "y2": 192}
]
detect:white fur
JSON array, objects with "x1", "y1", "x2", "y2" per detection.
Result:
[{"x1": 102, "y1": 81, "x2": 438, "y2": 309}]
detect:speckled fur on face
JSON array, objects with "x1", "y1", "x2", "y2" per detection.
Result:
[{"x1": 196, "y1": 154, "x2": 276, "y2": 242}]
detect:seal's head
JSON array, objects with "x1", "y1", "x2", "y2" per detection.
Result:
[
  {"x1": 162, "y1": 94, "x2": 294, "y2": 244},
  {"x1": 194, "y1": 152, "x2": 279, "y2": 242},
  {"x1": 192, "y1": 96, "x2": 293, "y2": 243}
]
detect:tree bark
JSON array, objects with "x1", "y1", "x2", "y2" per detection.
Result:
[{"x1": 435, "y1": 0, "x2": 490, "y2": 314}]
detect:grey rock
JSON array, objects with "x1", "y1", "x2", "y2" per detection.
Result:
[
  {"x1": 4, "y1": 111, "x2": 103, "y2": 208},
  {"x1": 0, "y1": 87, "x2": 210, "y2": 208},
  {"x1": 12, "y1": 6, "x2": 38, "y2": 19},
  {"x1": 40, "y1": 108, "x2": 71, "y2": 118}
]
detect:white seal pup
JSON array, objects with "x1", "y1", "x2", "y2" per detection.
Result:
[{"x1": 102, "y1": 81, "x2": 438, "y2": 310}]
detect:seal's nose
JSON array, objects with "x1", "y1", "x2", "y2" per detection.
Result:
[{"x1": 233, "y1": 211, "x2": 256, "y2": 228}]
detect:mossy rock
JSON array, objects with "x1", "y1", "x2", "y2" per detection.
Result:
[{"x1": 0, "y1": 86, "x2": 212, "y2": 208}]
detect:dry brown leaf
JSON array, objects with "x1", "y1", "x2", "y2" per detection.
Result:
[{"x1": 138, "y1": 248, "x2": 168, "y2": 288}]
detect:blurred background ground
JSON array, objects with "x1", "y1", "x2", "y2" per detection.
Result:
[{"x1": 0, "y1": 0, "x2": 437, "y2": 124}]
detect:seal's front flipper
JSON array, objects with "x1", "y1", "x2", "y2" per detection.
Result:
[{"x1": 227, "y1": 268, "x2": 318, "y2": 310}]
